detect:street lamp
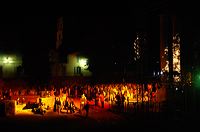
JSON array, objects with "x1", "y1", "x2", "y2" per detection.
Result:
[
  {"x1": 3, "y1": 57, "x2": 13, "y2": 64},
  {"x1": 78, "y1": 58, "x2": 88, "y2": 69}
]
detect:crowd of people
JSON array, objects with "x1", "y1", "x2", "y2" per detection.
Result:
[{"x1": 0, "y1": 78, "x2": 165, "y2": 115}]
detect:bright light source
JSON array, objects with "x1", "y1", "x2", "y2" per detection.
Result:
[
  {"x1": 3, "y1": 57, "x2": 13, "y2": 64},
  {"x1": 153, "y1": 71, "x2": 155, "y2": 76},
  {"x1": 79, "y1": 58, "x2": 88, "y2": 69}
]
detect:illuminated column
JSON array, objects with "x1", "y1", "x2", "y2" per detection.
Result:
[
  {"x1": 160, "y1": 16, "x2": 181, "y2": 83},
  {"x1": 172, "y1": 33, "x2": 181, "y2": 82},
  {"x1": 160, "y1": 16, "x2": 184, "y2": 114}
]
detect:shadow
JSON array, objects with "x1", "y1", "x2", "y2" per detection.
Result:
[{"x1": 74, "y1": 114, "x2": 85, "y2": 119}]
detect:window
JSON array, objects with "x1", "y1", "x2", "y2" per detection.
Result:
[{"x1": 74, "y1": 66, "x2": 81, "y2": 75}]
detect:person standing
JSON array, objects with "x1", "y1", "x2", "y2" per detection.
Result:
[
  {"x1": 84, "y1": 101, "x2": 89, "y2": 119},
  {"x1": 80, "y1": 94, "x2": 86, "y2": 114},
  {"x1": 69, "y1": 98, "x2": 75, "y2": 113},
  {"x1": 57, "y1": 98, "x2": 61, "y2": 114},
  {"x1": 53, "y1": 97, "x2": 57, "y2": 112},
  {"x1": 95, "y1": 93, "x2": 99, "y2": 107},
  {"x1": 99, "y1": 92, "x2": 105, "y2": 108}
]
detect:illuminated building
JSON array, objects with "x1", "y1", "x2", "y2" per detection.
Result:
[
  {"x1": 65, "y1": 52, "x2": 91, "y2": 77},
  {"x1": 49, "y1": 16, "x2": 92, "y2": 77},
  {"x1": 0, "y1": 52, "x2": 22, "y2": 78}
]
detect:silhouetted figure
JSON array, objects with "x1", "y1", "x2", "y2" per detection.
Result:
[
  {"x1": 64, "y1": 98, "x2": 69, "y2": 113},
  {"x1": 57, "y1": 98, "x2": 61, "y2": 114},
  {"x1": 84, "y1": 101, "x2": 89, "y2": 119},
  {"x1": 95, "y1": 93, "x2": 99, "y2": 106},
  {"x1": 69, "y1": 99, "x2": 75, "y2": 113},
  {"x1": 53, "y1": 97, "x2": 57, "y2": 112},
  {"x1": 115, "y1": 93, "x2": 121, "y2": 112},
  {"x1": 99, "y1": 93, "x2": 104, "y2": 108},
  {"x1": 121, "y1": 94, "x2": 125, "y2": 112}
]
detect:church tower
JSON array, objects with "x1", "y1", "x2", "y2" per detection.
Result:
[
  {"x1": 56, "y1": 17, "x2": 63, "y2": 50},
  {"x1": 49, "y1": 16, "x2": 65, "y2": 77}
]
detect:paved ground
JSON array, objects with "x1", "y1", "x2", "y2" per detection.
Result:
[
  {"x1": 0, "y1": 105, "x2": 128, "y2": 132},
  {"x1": 0, "y1": 99, "x2": 128, "y2": 131},
  {"x1": 1, "y1": 106, "x2": 198, "y2": 132},
  {"x1": 1, "y1": 98, "x2": 200, "y2": 132}
]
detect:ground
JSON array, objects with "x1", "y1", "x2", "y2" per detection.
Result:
[{"x1": 1, "y1": 98, "x2": 199, "y2": 132}]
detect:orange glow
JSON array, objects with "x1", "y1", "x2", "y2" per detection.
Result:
[{"x1": 147, "y1": 84, "x2": 152, "y2": 90}]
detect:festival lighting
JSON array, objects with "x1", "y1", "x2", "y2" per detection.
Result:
[
  {"x1": 162, "y1": 33, "x2": 181, "y2": 82},
  {"x1": 133, "y1": 34, "x2": 140, "y2": 61}
]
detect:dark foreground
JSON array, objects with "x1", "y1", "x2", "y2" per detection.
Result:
[{"x1": 0, "y1": 110, "x2": 200, "y2": 132}]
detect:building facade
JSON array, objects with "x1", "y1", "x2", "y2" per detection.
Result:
[{"x1": 0, "y1": 52, "x2": 23, "y2": 78}]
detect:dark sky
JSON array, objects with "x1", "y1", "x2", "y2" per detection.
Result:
[
  {"x1": 1, "y1": 1, "x2": 199, "y2": 54},
  {"x1": 0, "y1": 16, "x2": 56, "y2": 78},
  {"x1": 1, "y1": 1, "x2": 200, "y2": 78},
  {"x1": 0, "y1": 15, "x2": 158, "y2": 78},
  {"x1": 1, "y1": 0, "x2": 199, "y2": 50}
]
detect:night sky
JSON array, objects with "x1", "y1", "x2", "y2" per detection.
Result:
[{"x1": 1, "y1": 1, "x2": 200, "y2": 79}]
